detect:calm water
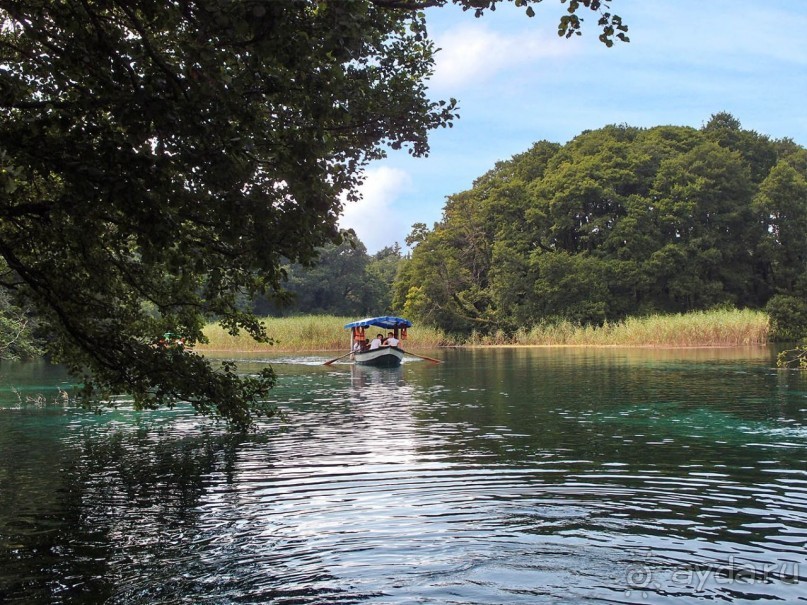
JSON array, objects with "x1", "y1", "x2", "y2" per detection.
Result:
[{"x1": 1, "y1": 348, "x2": 806, "y2": 604}]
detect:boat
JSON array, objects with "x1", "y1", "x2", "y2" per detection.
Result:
[{"x1": 344, "y1": 316, "x2": 413, "y2": 367}]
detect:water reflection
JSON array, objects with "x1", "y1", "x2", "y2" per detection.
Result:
[
  {"x1": 1, "y1": 348, "x2": 806, "y2": 603},
  {"x1": 349, "y1": 363, "x2": 405, "y2": 389}
]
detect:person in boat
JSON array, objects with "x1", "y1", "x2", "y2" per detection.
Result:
[
  {"x1": 369, "y1": 333, "x2": 383, "y2": 350},
  {"x1": 385, "y1": 331, "x2": 400, "y2": 347}
]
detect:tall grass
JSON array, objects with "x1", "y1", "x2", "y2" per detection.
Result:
[
  {"x1": 197, "y1": 315, "x2": 452, "y2": 352},
  {"x1": 196, "y1": 309, "x2": 769, "y2": 352},
  {"x1": 468, "y1": 308, "x2": 769, "y2": 347}
]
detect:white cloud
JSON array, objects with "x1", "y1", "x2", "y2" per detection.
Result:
[
  {"x1": 339, "y1": 166, "x2": 413, "y2": 253},
  {"x1": 430, "y1": 22, "x2": 573, "y2": 92}
]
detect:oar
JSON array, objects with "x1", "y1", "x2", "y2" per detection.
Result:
[
  {"x1": 403, "y1": 350, "x2": 442, "y2": 364},
  {"x1": 323, "y1": 351, "x2": 353, "y2": 366}
]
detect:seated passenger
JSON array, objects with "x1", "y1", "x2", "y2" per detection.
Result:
[
  {"x1": 385, "y1": 331, "x2": 400, "y2": 347},
  {"x1": 369, "y1": 334, "x2": 383, "y2": 350}
]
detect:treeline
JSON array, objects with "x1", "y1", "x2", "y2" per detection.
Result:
[
  {"x1": 391, "y1": 113, "x2": 807, "y2": 338},
  {"x1": 4, "y1": 113, "x2": 806, "y2": 360},
  {"x1": 252, "y1": 240, "x2": 404, "y2": 318},
  {"x1": 254, "y1": 112, "x2": 807, "y2": 340}
]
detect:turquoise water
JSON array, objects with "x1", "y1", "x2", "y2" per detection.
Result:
[{"x1": 1, "y1": 348, "x2": 806, "y2": 603}]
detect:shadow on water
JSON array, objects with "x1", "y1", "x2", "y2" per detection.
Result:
[{"x1": 1, "y1": 348, "x2": 806, "y2": 603}]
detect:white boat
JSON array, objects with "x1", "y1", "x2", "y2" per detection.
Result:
[{"x1": 353, "y1": 344, "x2": 405, "y2": 367}]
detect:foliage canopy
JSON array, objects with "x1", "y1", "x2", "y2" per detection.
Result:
[{"x1": 395, "y1": 114, "x2": 807, "y2": 336}]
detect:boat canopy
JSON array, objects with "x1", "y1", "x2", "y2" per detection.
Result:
[{"x1": 344, "y1": 316, "x2": 413, "y2": 330}]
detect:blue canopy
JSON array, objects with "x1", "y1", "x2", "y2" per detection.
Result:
[{"x1": 344, "y1": 316, "x2": 413, "y2": 330}]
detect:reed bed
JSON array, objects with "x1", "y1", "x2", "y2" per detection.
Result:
[
  {"x1": 197, "y1": 309, "x2": 769, "y2": 352},
  {"x1": 468, "y1": 308, "x2": 769, "y2": 347},
  {"x1": 197, "y1": 315, "x2": 452, "y2": 352}
]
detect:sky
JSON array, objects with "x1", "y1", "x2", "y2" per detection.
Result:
[{"x1": 339, "y1": 0, "x2": 807, "y2": 253}]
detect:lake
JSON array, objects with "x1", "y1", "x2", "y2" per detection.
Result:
[{"x1": 1, "y1": 347, "x2": 805, "y2": 604}]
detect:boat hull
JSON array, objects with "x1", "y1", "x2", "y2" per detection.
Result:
[{"x1": 353, "y1": 346, "x2": 405, "y2": 367}]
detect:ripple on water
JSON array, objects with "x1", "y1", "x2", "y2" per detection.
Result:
[
  {"x1": 78, "y1": 426, "x2": 804, "y2": 602},
  {"x1": 1, "y1": 350, "x2": 806, "y2": 603}
]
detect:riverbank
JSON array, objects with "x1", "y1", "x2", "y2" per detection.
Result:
[{"x1": 195, "y1": 309, "x2": 770, "y2": 353}]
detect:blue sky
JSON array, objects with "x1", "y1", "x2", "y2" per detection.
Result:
[{"x1": 340, "y1": 0, "x2": 807, "y2": 253}]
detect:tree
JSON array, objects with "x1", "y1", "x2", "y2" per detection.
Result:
[
  {"x1": 0, "y1": 1, "x2": 625, "y2": 427},
  {"x1": 649, "y1": 141, "x2": 757, "y2": 309},
  {"x1": 703, "y1": 112, "x2": 778, "y2": 183},
  {"x1": 364, "y1": 244, "x2": 404, "y2": 314},
  {"x1": 253, "y1": 238, "x2": 402, "y2": 316},
  {"x1": 754, "y1": 159, "x2": 807, "y2": 295},
  {"x1": 394, "y1": 221, "x2": 486, "y2": 332},
  {"x1": 277, "y1": 237, "x2": 373, "y2": 316}
]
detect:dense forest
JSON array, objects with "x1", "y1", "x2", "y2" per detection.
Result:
[{"x1": 389, "y1": 113, "x2": 807, "y2": 338}]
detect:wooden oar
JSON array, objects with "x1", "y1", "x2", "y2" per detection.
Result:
[
  {"x1": 323, "y1": 351, "x2": 353, "y2": 366},
  {"x1": 403, "y1": 350, "x2": 442, "y2": 364}
]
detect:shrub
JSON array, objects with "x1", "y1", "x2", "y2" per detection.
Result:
[{"x1": 766, "y1": 295, "x2": 807, "y2": 341}]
